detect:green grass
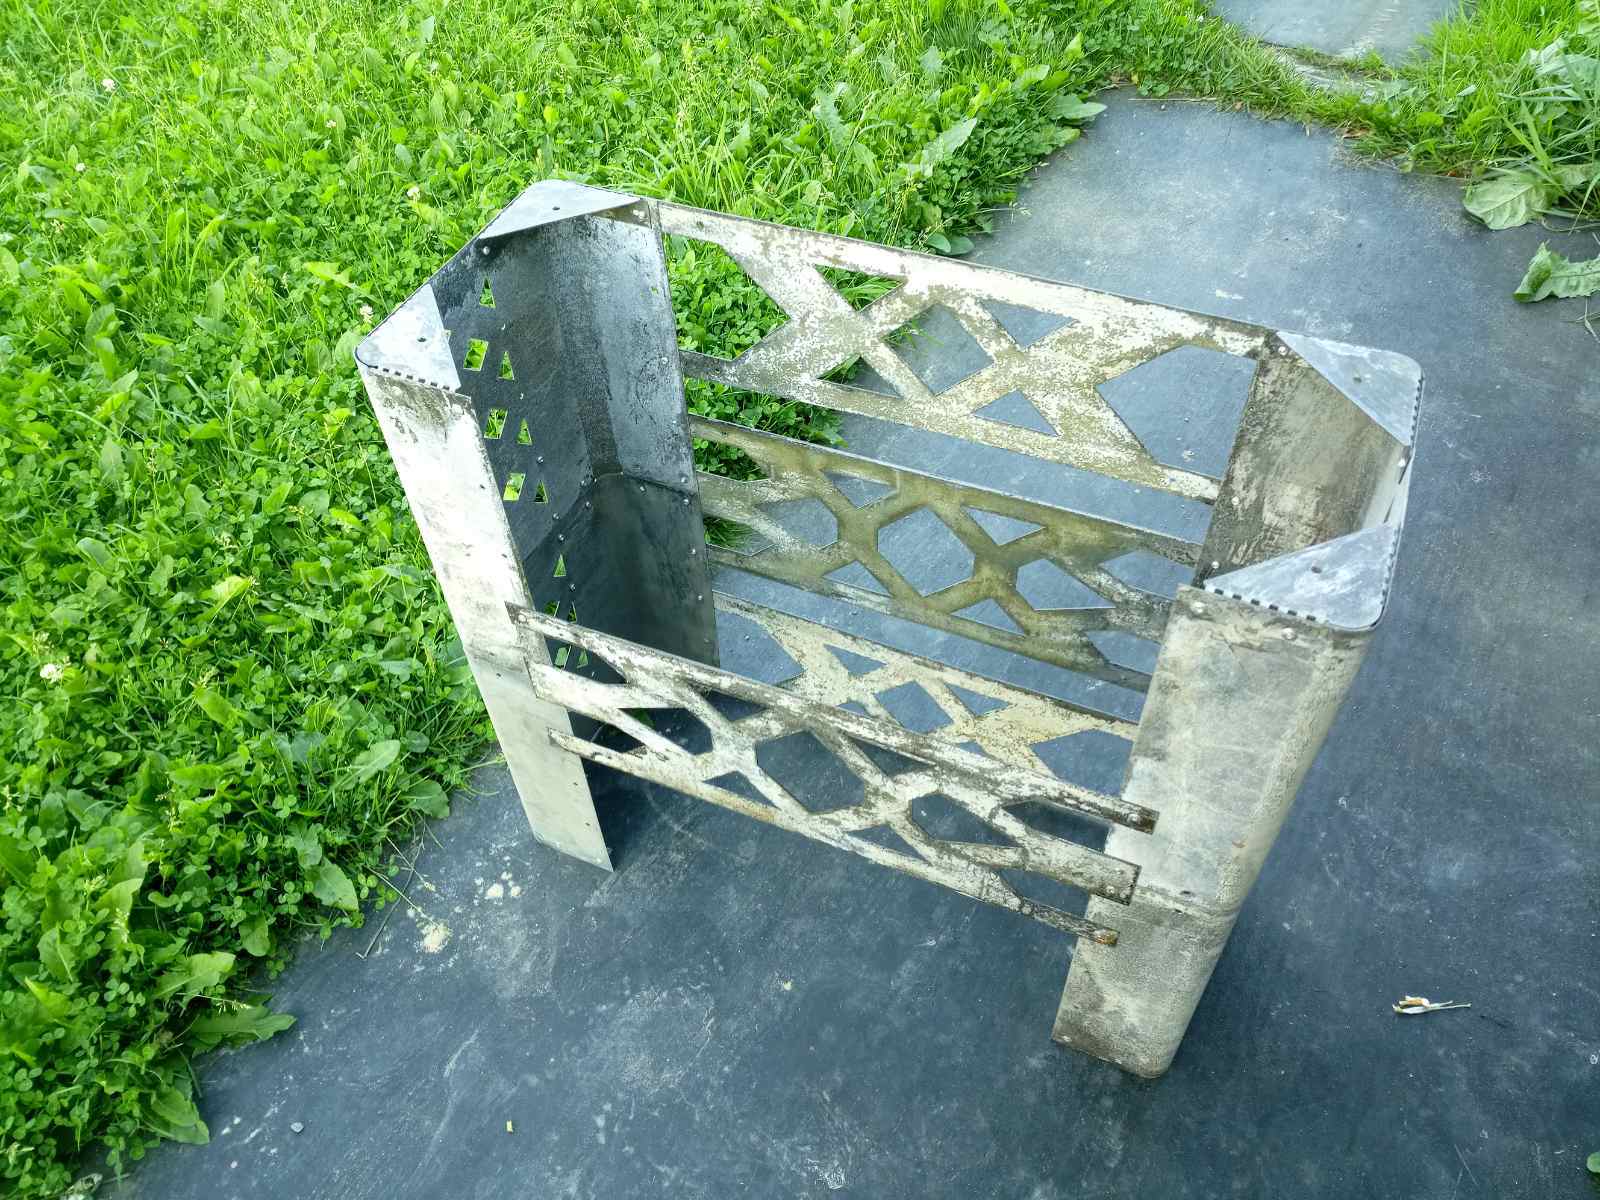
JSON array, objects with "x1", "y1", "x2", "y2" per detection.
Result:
[
  {"x1": 3, "y1": 0, "x2": 1593, "y2": 1192},
  {"x1": 0, "y1": 0, "x2": 1139, "y2": 1191}
]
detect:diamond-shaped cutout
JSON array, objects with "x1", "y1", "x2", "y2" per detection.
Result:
[
  {"x1": 1096, "y1": 345, "x2": 1256, "y2": 478},
  {"x1": 666, "y1": 237, "x2": 787, "y2": 358},
  {"x1": 1101, "y1": 550, "x2": 1194, "y2": 600},
  {"x1": 953, "y1": 598, "x2": 1023, "y2": 635},
  {"x1": 1087, "y1": 631, "x2": 1160, "y2": 677},
  {"x1": 754, "y1": 731, "x2": 863, "y2": 814},
  {"x1": 944, "y1": 683, "x2": 1008, "y2": 718},
  {"x1": 826, "y1": 645, "x2": 885, "y2": 677},
  {"x1": 759, "y1": 498, "x2": 838, "y2": 548},
  {"x1": 973, "y1": 389, "x2": 1056, "y2": 436},
  {"x1": 1030, "y1": 730, "x2": 1134, "y2": 796},
  {"x1": 825, "y1": 470, "x2": 895, "y2": 509},
  {"x1": 1016, "y1": 559, "x2": 1112, "y2": 611},
  {"x1": 824, "y1": 560, "x2": 889, "y2": 595},
  {"x1": 962, "y1": 507, "x2": 1041, "y2": 546},
  {"x1": 715, "y1": 609, "x2": 804, "y2": 686},
  {"x1": 878, "y1": 508, "x2": 973, "y2": 596},
  {"x1": 983, "y1": 299, "x2": 1074, "y2": 348},
  {"x1": 888, "y1": 304, "x2": 992, "y2": 395},
  {"x1": 837, "y1": 700, "x2": 870, "y2": 716},
  {"x1": 910, "y1": 793, "x2": 1013, "y2": 846},
  {"x1": 873, "y1": 681, "x2": 952, "y2": 735}
]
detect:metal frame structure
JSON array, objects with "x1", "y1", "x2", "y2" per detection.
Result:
[{"x1": 357, "y1": 180, "x2": 1421, "y2": 1077}]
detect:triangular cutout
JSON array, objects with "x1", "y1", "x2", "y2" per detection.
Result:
[
  {"x1": 974, "y1": 389, "x2": 1056, "y2": 436},
  {"x1": 817, "y1": 266, "x2": 903, "y2": 311},
  {"x1": 944, "y1": 683, "x2": 1009, "y2": 718},
  {"x1": 826, "y1": 644, "x2": 885, "y2": 677},
  {"x1": 983, "y1": 299, "x2": 1074, "y2": 349},
  {"x1": 825, "y1": 471, "x2": 895, "y2": 509},
  {"x1": 824, "y1": 561, "x2": 889, "y2": 595},
  {"x1": 704, "y1": 770, "x2": 772, "y2": 806},
  {"x1": 498, "y1": 351, "x2": 515, "y2": 380},
  {"x1": 516, "y1": 418, "x2": 533, "y2": 446},
  {"x1": 963, "y1": 507, "x2": 1041, "y2": 546},
  {"x1": 479, "y1": 278, "x2": 496, "y2": 307},
  {"x1": 820, "y1": 356, "x2": 900, "y2": 397},
  {"x1": 953, "y1": 598, "x2": 1023, "y2": 635},
  {"x1": 848, "y1": 823, "x2": 921, "y2": 859},
  {"x1": 836, "y1": 699, "x2": 870, "y2": 716}
]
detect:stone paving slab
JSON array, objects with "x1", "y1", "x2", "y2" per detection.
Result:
[
  {"x1": 109, "y1": 94, "x2": 1600, "y2": 1200},
  {"x1": 1211, "y1": 0, "x2": 1457, "y2": 60}
]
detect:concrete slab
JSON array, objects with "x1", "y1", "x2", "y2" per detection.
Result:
[
  {"x1": 1210, "y1": 0, "x2": 1456, "y2": 60},
  {"x1": 109, "y1": 95, "x2": 1600, "y2": 1200}
]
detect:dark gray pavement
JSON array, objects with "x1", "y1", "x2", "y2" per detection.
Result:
[
  {"x1": 1211, "y1": 0, "x2": 1456, "y2": 60},
  {"x1": 110, "y1": 94, "x2": 1600, "y2": 1200}
]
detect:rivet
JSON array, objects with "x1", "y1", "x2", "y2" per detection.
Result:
[
  {"x1": 639, "y1": 485, "x2": 645, "y2": 493},
  {"x1": 1281, "y1": 629, "x2": 1297, "y2": 641},
  {"x1": 696, "y1": 594, "x2": 704, "y2": 602},
  {"x1": 479, "y1": 245, "x2": 491, "y2": 256},
  {"x1": 1189, "y1": 602, "x2": 1206, "y2": 615},
  {"x1": 1210, "y1": 560, "x2": 1220, "y2": 570},
  {"x1": 689, "y1": 547, "x2": 697, "y2": 556},
  {"x1": 557, "y1": 534, "x2": 565, "y2": 542},
  {"x1": 536, "y1": 455, "x2": 545, "y2": 464}
]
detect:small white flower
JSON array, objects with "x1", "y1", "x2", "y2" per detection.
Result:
[
  {"x1": 325, "y1": 118, "x2": 337, "y2": 129},
  {"x1": 75, "y1": 162, "x2": 87, "y2": 173},
  {"x1": 359, "y1": 304, "x2": 374, "y2": 320},
  {"x1": 406, "y1": 185, "x2": 421, "y2": 200},
  {"x1": 40, "y1": 663, "x2": 65, "y2": 682},
  {"x1": 101, "y1": 77, "x2": 116, "y2": 91}
]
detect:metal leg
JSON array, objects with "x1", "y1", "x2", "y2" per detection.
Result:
[
  {"x1": 358, "y1": 367, "x2": 612, "y2": 870},
  {"x1": 1055, "y1": 550, "x2": 1385, "y2": 1075}
]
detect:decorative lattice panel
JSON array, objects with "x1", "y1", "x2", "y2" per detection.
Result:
[
  {"x1": 712, "y1": 594, "x2": 1135, "y2": 778},
  {"x1": 509, "y1": 603, "x2": 1155, "y2": 943},
  {"x1": 695, "y1": 415, "x2": 1198, "y2": 691},
  {"x1": 658, "y1": 203, "x2": 1270, "y2": 502}
]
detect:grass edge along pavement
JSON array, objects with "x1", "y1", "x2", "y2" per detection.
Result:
[
  {"x1": 0, "y1": 0, "x2": 1132, "y2": 1192},
  {"x1": 2, "y1": 0, "x2": 1595, "y2": 1195}
]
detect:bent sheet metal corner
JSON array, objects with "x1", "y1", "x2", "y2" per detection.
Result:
[{"x1": 356, "y1": 179, "x2": 1421, "y2": 1078}]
